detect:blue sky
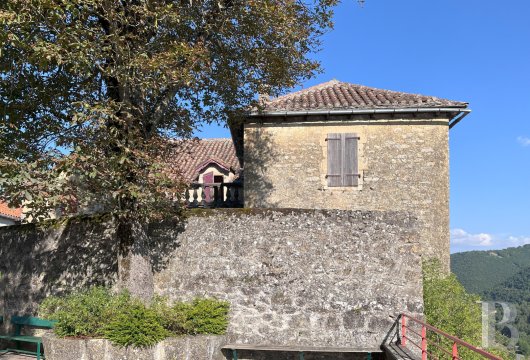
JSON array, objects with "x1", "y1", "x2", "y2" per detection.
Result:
[{"x1": 196, "y1": 0, "x2": 530, "y2": 253}]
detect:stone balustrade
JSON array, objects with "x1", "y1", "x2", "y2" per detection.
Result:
[{"x1": 184, "y1": 182, "x2": 243, "y2": 208}]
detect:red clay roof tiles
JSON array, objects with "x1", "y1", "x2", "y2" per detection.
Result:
[
  {"x1": 0, "y1": 201, "x2": 22, "y2": 221},
  {"x1": 167, "y1": 139, "x2": 240, "y2": 182},
  {"x1": 258, "y1": 80, "x2": 468, "y2": 112}
]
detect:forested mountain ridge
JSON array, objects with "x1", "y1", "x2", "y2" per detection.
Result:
[
  {"x1": 451, "y1": 244, "x2": 530, "y2": 294},
  {"x1": 484, "y1": 266, "x2": 530, "y2": 356},
  {"x1": 451, "y1": 244, "x2": 530, "y2": 356},
  {"x1": 485, "y1": 266, "x2": 530, "y2": 303}
]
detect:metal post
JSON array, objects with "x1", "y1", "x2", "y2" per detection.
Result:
[
  {"x1": 421, "y1": 325, "x2": 427, "y2": 360},
  {"x1": 299, "y1": 351, "x2": 304, "y2": 360},
  {"x1": 401, "y1": 315, "x2": 407, "y2": 346},
  {"x1": 232, "y1": 349, "x2": 238, "y2": 360},
  {"x1": 452, "y1": 342, "x2": 459, "y2": 360}
]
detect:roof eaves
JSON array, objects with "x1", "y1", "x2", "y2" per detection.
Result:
[
  {"x1": 248, "y1": 106, "x2": 470, "y2": 118},
  {"x1": 195, "y1": 157, "x2": 231, "y2": 173},
  {"x1": 0, "y1": 212, "x2": 21, "y2": 221}
]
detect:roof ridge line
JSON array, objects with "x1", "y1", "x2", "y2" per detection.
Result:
[{"x1": 260, "y1": 80, "x2": 468, "y2": 112}]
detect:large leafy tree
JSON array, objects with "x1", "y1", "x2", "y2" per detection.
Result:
[{"x1": 0, "y1": 0, "x2": 337, "y2": 299}]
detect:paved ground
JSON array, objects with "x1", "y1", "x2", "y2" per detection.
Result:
[{"x1": 0, "y1": 354, "x2": 36, "y2": 360}]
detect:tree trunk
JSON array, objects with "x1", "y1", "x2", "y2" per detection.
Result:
[{"x1": 116, "y1": 218, "x2": 154, "y2": 303}]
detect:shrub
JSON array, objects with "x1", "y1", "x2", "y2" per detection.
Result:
[
  {"x1": 103, "y1": 300, "x2": 169, "y2": 348},
  {"x1": 151, "y1": 296, "x2": 188, "y2": 335},
  {"x1": 39, "y1": 287, "x2": 130, "y2": 338},
  {"x1": 423, "y1": 260, "x2": 482, "y2": 344},
  {"x1": 39, "y1": 287, "x2": 230, "y2": 348},
  {"x1": 152, "y1": 297, "x2": 229, "y2": 335},
  {"x1": 423, "y1": 260, "x2": 515, "y2": 360},
  {"x1": 180, "y1": 298, "x2": 230, "y2": 335}
]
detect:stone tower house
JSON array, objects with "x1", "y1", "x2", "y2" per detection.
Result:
[{"x1": 235, "y1": 80, "x2": 470, "y2": 266}]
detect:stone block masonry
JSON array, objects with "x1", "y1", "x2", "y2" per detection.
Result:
[
  {"x1": 153, "y1": 209, "x2": 424, "y2": 350},
  {"x1": 42, "y1": 333, "x2": 228, "y2": 360},
  {"x1": 0, "y1": 208, "x2": 423, "y2": 357},
  {"x1": 0, "y1": 215, "x2": 118, "y2": 326},
  {"x1": 244, "y1": 116, "x2": 451, "y2": 268}
]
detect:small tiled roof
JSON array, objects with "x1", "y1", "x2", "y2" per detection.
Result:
[
  {"x1": 258, "y1": 80, "x2": 468, "y2": 113},
  {"x1": 195, "y1": 156, "x2": 232, "y2": 173},
  {"x1": 0, "y1": 201, "x2": 22, "y2": 221},
  {"x1": 168, "y1": 139, "x2": 240, "y2": 182}
]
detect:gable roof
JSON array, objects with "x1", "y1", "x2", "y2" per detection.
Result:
[
  {"x1": 255, "y1": 80, "x2": 468, "y2": 113},
  {"x1": 168, "y1": 139, "x2": 241, "y2": 182},
  {"x1": 195, "y1": 156, "x2": 232, "y2": 173},
  {"x1": 0, "y1": 202, "x2": 22, "y2": 221}
]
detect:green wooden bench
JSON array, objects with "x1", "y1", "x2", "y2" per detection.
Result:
[{"x1": 0, "y1": 316, "x2": 56, "y2": 360}]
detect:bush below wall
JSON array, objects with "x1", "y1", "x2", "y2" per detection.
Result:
[{"x1": 39, "y1": 287, "x2": 229, "y2": 348}]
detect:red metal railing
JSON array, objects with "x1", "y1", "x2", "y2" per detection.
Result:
[{"x1": 400, "y1": 314, "x2": 503, "y2": 360}]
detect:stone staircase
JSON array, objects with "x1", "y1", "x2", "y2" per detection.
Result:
[{"x1": 382, "y1": 342, "x2": 418, "y2": 360}]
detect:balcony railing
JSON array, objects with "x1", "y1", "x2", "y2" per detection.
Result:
[
  {"x1": 184, "y1": 182, "x2": 243, "y2": 208},
  {"x1": 399, "y1": 313, "x2": 502, "y2": 360}
]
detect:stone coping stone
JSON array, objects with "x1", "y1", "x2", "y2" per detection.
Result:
[{"x1": 42, "y1": 333, "x2": 227, "y2": 360}]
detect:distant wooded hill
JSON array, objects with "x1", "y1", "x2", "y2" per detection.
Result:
[
  {"x1": 485, "y1": 266, "x2": 530, "y2": 303},
  {"x1": 451, "y1": 244, "x2": 530, "y2": 294},
  {"x1": 451, "y1": 244, "x2": 530, "y2": 356}
]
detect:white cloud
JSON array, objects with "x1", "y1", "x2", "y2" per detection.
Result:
[
  {"x1": 507, "y1": 235, "x2": 530, "y2": 247},
  {"x1": 450, "y1": 228, "x2": 493, "y2": 246},
  {"x1": 517, "y1": 136, "x2": 530, "y2": 147},
  {"x1": 451, "y1": 229, "x2": 530, "y2": 252}
]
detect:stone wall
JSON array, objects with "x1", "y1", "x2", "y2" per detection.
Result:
[
  {"x1": 244, "y1": 115, "x2": 451, "y2": 267},
  {"x1": 0, "y1": 209, "x2": 423, "y2": 355},
  {"x1": 153, "y1": 209, "x2": 423, "y2": 350},
  {"x1": 43, "y1": 333, "x2": 228, "y2": 360},
  {"x1": 0, "y1": 215, "x2": 117, "y2": 326}
]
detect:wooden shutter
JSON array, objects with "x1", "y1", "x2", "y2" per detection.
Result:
[
  {"x1": 327, "y1": 133, "x2": 342, "y2": 187},
  {"x1": 203, "y1": 171, "x2": 214, "y2": 202},
  {"x1": 327, "y1": 133, "x2": 359, "y2": 187},
  {"x1": 343, "y1": 133, "x2": 359, "y2": 186}
]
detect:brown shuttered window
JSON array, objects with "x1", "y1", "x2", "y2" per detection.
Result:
[{"x1": 326, "y1": 133, "x2": 359, "y2": 187}]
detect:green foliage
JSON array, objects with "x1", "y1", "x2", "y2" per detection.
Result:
[
  {"x1": 423, "y1": 261, "x2": 514, "y2": 360},
  {"x1": 487, "y1": 269, "x2": 530, "y2": 357},
  {"x1": 0, "y1": 0, "x2": 338, "y2": 221},
  {"x1": 39, "y1": 287, "x2": 130, "y2": 338},
  {"x1": 486, "y1": 266, "x2": 530, "y2": 303},
  {"x1": 39, "y1": 287, "x2": 229, "y2": 348},
  {"x1": 152, "y1": 296, "x2": 229, "y2": 336},
  {"x1": 180, "y1": 298, "x2": 230, "y2": 335},
  {"x1": 451, "y1": 244, "x2": 530, "y2": 294},
  {"x1": 151, "y1": 296, "x2": 188, "y2": 335},
  {"x1": 519, "y1": 336, "x2": 530, "y2": 356},
  {"x1": 423, "y1": 260, "x2": 482, "y2": 343},
  {"x1": 102, "y1": 300, "x2": 169, "y2": 348},
  {"x1": 451, "y1": 246, "x2": 530, "y2": 357}
]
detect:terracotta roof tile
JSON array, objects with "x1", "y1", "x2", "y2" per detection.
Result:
[
  {"x1": 0, "y1": 201, "x2": 22, "y2": 221},
  {"x1": 167, "y1": 139, "x2": 240, "y2": 182},
  {"x1": 258, "y1": 80, "x2": 468, "y2": 112}
]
